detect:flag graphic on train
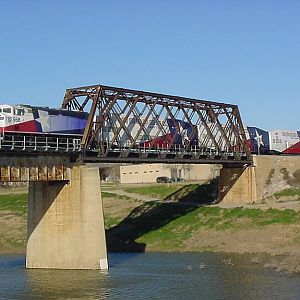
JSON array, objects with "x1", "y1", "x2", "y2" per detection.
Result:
[
  {"x1": 246, "y1": 126, "x2": 270, "y2": 153},
  {"x1": 140, "y1": 119, "x2": 198, "y2": 148}
]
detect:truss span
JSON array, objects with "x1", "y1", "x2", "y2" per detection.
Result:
[{"x1": 62, "y1": 85, "x2": 252, "y2": 165}]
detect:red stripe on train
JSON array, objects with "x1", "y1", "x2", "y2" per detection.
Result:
[
  {"x1": 1, "y1": 120, "x2": 38, "y2": 133},
  {"x1": 282, "y1": 141, "x2": 300, "y2": 154}
]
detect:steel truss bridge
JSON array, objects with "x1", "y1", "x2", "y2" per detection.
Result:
[
  {"x1": 0, "y1": 85, "x2": 251, "y2": 165},
  {"x1": 60, "y1": 84, "x2": 252, "y2": 165}
]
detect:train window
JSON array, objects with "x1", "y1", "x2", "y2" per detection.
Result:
[
  {"x1": 0, "y1": 109, "x2": 2, "y2": 112},
  {"x1": 3, "y1": 108, "x2": 11, "y2": 113},
  {"x1": 15, "y1": 109, "x2": 25, "y2": 115}
]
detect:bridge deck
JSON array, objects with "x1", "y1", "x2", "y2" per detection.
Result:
[
  {"x1": 83, "y1": 148, "x2": 251, "y2": 165},
  {"x1": 0, "y1": 133, "x2": 251, "y2": 166}
]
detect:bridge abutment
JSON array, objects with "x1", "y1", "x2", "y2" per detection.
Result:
[
  {"x1": 218, "y1": 165, "x2": 257, "y2": 204},
  {"x1": 26, "y1": 165, "x2": 108, "y2": 270}
]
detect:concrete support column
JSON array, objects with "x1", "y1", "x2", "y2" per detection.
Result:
[
  {"x1": 218, "y1": 166, "x2": 257, "y2": 204},
  {"x1": 26, "y1": 166, "x2": 108, "y2": 270}
]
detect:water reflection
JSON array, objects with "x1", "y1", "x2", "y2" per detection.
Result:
[{"x1": 25, "y1": 268, "x2": 109, "y2": 299}]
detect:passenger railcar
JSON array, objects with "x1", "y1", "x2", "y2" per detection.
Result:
[
  {"x1": 139, "y1": 119, "x2": 198, "y2": 148},
  {"x1": 245, "y1": 126, "x2": 300, "y2": 155}
]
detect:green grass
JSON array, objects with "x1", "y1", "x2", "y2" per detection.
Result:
[
  {"x1": 274, "y1": 188, "x2": 300, "y2": 199},
  {"x1": 220, "y1": 207, "x2": 300, "y2": 226},
  {"x1": 0, "y1": 193, "x2": 27, "y2": 216},
  {"x1": 123, "y1": 182, "x2": 218, "y2": 204},
  {"x1": 134, "y1": 206, "x2": 300, "y2": 248},
  {"x1": 124, "y1": 184, "x2": 189, "y2": 199},
  {"x1": 0, "y1": 233, "x2": 26, "y2": 249},
  {"x1": 101, "y1": 191, "x2": 131, "y2": 200},
  {"x1": 104, "y1": 216, "x2": 122, "y2": 229}
]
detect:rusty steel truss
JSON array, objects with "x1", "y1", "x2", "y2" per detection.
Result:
[{"x1": 61, "y1": 85, "x2": 252, "y2": 165}]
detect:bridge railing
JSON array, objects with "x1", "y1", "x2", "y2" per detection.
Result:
[{"x1": 0, "y1": 134, "x2": 82, "y2": 153}]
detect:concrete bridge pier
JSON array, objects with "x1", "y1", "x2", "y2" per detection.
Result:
[
  {"x1": 218, "y1": 165, "x2": 257, "y2": 204},
  {"x1": 26, "y1": 165, "x2": 108, "y2": 270}
]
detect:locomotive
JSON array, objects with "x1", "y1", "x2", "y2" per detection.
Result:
[{"x1": 0, "y1": 104, "x2": 88, "y2": 136}]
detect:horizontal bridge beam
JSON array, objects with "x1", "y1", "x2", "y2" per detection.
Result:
[
  {"x1": 0, "y1": 155, "x2": 70, "y2": 182},
  {"x1": 83, "y1": 156, "x2": 252, "y2": 166},
  {"x1": 63, "y1": 84, "x2": 238, "y2": 109}
]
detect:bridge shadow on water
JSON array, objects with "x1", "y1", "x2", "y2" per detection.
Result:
[{"x1": 106, "y1": 178, "x2": 219, "y2": 252}]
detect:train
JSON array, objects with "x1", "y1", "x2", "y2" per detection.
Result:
[
  {"x1": 139, "y1": 119, "x2": 198, "y2": 148},
  {"x1": 245, "y1": 127, "x2": 300, "y2": 155},
  {"x1": 0, "y1": 104, "x2": 299, "y2": 155},
  {"x1": 0, "y1": 104, "x2": 88, "y2": 135}
]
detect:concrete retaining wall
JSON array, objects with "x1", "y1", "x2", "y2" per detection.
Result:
[
  {"x1": 218, "y1": 155, "x2": 300, "y2": 204},
  {"x1": 253, "y1": 155, "x2": 300, "y2": 200}
]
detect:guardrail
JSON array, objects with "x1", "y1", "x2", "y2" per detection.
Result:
[
  {"x1": 0, "y1": 134, "x2": 82, "y2": 153},
  {"x1": 0, "y1": 133, "x2": 250, "y2": 165}
]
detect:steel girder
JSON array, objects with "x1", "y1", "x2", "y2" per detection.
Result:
[{"x1": 61, "y1": 85, "x2": 252, "y2": 165}]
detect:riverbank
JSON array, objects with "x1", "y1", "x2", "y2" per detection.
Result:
[
  {"x1": 103, "y1": 183, "x2": 300, "y2": 273},
  {"x1": 0, "y1": 193, "x2": 27, "y2": 253},
  {"x1": 1, "y1": 184, "x2": 300, "y2": 273}
]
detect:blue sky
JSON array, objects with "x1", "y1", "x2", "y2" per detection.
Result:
[{"x1": 0, "y1": 0, "x2": 299, "y2": 130}]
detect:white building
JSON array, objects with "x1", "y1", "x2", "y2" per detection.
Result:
[{"x1": 120, "y1": 163, "x2": 221, "y2": 184}]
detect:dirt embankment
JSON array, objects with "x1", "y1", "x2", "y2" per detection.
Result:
[
  {"x1": 183, "y1": 224, "x2": 300, "y2": 273},
  {"x1": 0, "y1": 210, "x2": 26, "y2": 253}
]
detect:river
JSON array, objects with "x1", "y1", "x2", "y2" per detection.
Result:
[{"x1": 0, "y1": 252, "x2": 300, "y2": 299}]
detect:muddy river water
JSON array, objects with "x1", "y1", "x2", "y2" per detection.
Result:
[{"x1": 0, "y1": 252, "x2": 300, "y2": 299}]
